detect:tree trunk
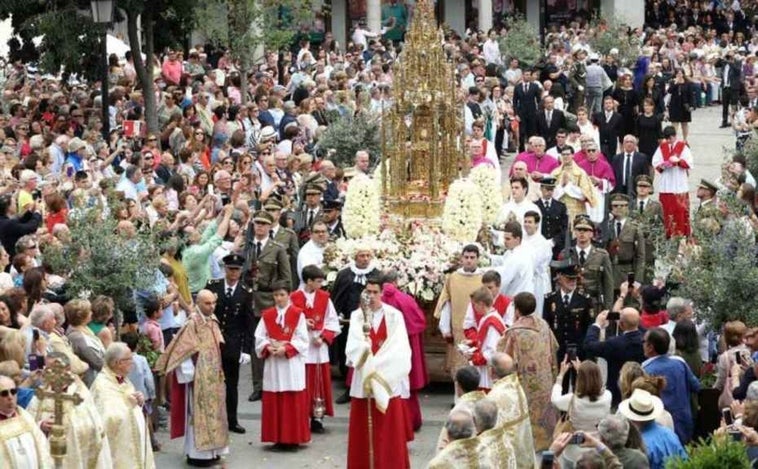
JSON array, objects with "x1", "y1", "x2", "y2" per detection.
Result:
[{"x1": 126, "y1": 7, "x2": 158, "y2": 134}]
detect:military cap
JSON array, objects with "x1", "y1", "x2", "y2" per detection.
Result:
[
  {"x1": 222, "y1": 253, "x2": 245, "y2": 267},
  {"x1": 264, "y1": 198, "x2": 284, "y2": 211},
  {"x1": 698, "y1": 179, "x2": 718, "y2": 193},
  {"x1": 550, "y1": 258, "x2": 579, "y2": 278},
  {"x1": 540, "y1": 176, "x2": 557, "y2": 188},
  {"x1": 573, "y1": 215, "x2": 594, "y2": 231},
  {"x1": 635, "y1": 174, "x2": 653, "y2": 187},
  {"x1": 323, "y1": 199, "x2": 343, "y2": 211},
  {"x1": 304, "y1": 184, "x2": 324, "y2": 195},
  {"x1": 253, "y1": 210, "x2": 274, "y2": 224},
  {"x1": 610, "y1": 193, "x2": 630, "y2": 204}
]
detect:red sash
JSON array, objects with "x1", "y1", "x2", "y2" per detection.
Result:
[
  {"x1": 370, "y1": 317, "x2": 387, "y2": 354},
  {"x1": 262, "y1": 305, "x2": 303, "y2": 341},
  {"x1": 470, "y1": 313, "x2": 506, "y2": 366},
  {"x1": 493, "y1": 294, "x2": 511, "y2": 318},
  {"x1": 290, "y1": 290, "x2": 330, "y2": 330},
  {"x1": 660, "y1": 141, "x2": 685, "y2": 161}
]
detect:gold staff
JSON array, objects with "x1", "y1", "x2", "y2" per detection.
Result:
[{"x1": 360, "y1": 290, "x2": 375, "y2": 469}]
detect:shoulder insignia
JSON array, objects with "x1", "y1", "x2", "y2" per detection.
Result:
[
  {"x1": 594, "y1": 247, "x2": 609, "y2": 255},
  {"x1": 208, "y1": 279, "x2": 222, "y2": 285},
  {"x1": 270, "y1": 240, "x2": 285, "y2": 248}
]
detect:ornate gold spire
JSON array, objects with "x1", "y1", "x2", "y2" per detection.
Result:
[{"x1": 381, "y1": 0, "x2": 463, "y2": 220}]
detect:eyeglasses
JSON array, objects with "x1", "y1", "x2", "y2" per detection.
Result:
[
  {"x1": 587, "y1": 149, "x2": 597, "y2": 153},
  {"x1": 148, "y1": 138, "x2": 157, "y2": 142},
  {"x1": 194, "y1": 132, "x2": 204, "y2": 136},
  {"x1": 611, "y1": 204, "x2": 628, "y2": 208},
  {"x1": 144, "y1": 155, "x2": 154, "y2": 160},
  {"x1": 312, "y1": 229, "x2": 328, "y2": 234},
  {"x1": 0, "y1": 388, "x2": 17, "y2": 397}
]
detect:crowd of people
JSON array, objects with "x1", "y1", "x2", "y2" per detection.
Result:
[{"x1": 2, "y1": 0, "x2": 758, "y2": 467}]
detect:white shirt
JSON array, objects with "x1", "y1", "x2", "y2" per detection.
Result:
[
  {"x1": 297, "y1": 240, "x2": 325, "y2": 283},
  {"x1": 483, "y1": 39, "x2": 502, "y2": 65}
]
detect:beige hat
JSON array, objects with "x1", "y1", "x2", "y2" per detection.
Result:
[
  {"x1": 20, "y1": 169, "x2": 38, "y2": 183},
  {"x1": 259, "y1": 126, "x2": 277, "y2": 142},
  {"x1": 618, "y1": 389, "x2": 664, "y2": 422},
  {"x1": 67, "y1": 137, "x2": 86, "y2": 153}
]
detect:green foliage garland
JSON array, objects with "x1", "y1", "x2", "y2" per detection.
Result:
[
  {"x1": 666, "y1": 436, "x2": 751, "y2": 469},
  {"x1": 315, "y1": 113, "x2": 381, "y2": 169}
]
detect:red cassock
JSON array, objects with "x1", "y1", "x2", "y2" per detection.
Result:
[
  {"x1": 347, "y1": 316, "x2": 413, "y2": 469},
  {"x1": 290, "y1": 289, "x2": 337, "y2": 417},
  {"x1": 259, "y1": 305, "x2": 311, "y2": 445},
  {"x1": 656, "y1": 140, "x2": 691, "y2": 237},
  {"x1": 381, "y1": 283, "x2": 429, "y2": 431}
]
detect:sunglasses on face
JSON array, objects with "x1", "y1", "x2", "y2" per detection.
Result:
[{"x1": 0, "y1": 388, "x2": 17, "y2": 397}]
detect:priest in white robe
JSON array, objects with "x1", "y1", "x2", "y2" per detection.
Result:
[
  {"x1": 0, "y1": 374, "x2": 53, "y2": 468},
  {"x1": 27, "y1": 354, "x2": 112, "y2": 469},
  {"x1": 497, "y1": 176, "x2": 542, "y2": 232},
  {"x1": 296, "y1": 220, "x2": 328, "y2": 284},
  {"x1": 522, "y1": 210, "x2": 554, "y2": 316},
  {"x1": 491, "y1": 222, "x2": 535, "y2": 326},
  {"x1": 91, "y1": 343, "x2": 155, "y2": 469}
]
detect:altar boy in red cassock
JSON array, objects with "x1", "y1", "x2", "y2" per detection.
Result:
[
  {"x1": 255, "y1": 281, "x2": 311, "y2": 448},
  {"x1": 289, "y1": 265, "x2": 341, "y2": 434},
  {"x1": 652, "y1": 125, "x2": 693, "y2": 237},
  {"x1": 346, "y1": 275, "x2": 413, "y2": 469},
  {"x1": 461, "y1": 286, "x2": 506, "y2": 391},
  {"x1": 463, "y1": 271, "x2": 511, "y2": 339}
]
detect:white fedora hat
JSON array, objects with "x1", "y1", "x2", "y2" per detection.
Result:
[{"x1": 618, "y1": 389, "x2": 664, "y2": 422}]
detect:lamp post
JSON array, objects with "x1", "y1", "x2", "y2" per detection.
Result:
[{"x1": 91, "y1": 0, "x2": 115, "y2": 139}]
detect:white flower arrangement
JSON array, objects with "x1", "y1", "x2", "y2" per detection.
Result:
[
  {"x1": 442, "y1": 178, "x2": 483, "y2": 242},
  {"x1": 469, "y1": 165, "x2": 500, "y2": 224},
  {"x1": 343, "y1": 174, "x2": 382, "y2": 238}
]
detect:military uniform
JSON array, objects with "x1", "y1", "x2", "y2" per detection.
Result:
[
  {"x1": 292, "y1": 176, "x2": 328, "y2": 246},
  {"x1": 205, "y1": 254, "x2": 255, "y2": 432},
  {"x1": 566, "y1": 217, "x2": 614, "y2": 312},
  {"x1": 604, "y1": 216, "x2": 645, "y2": 292},
  {"x1": 693, "y1": 179, "x2": 723, "y2": 231},
  {"x1": 271, "y1": 224, "x2": 299, "y2": 286},
  {"x1": 631, "y1": 175, "x2": 665, "y2": 284},
  {"x1": 247, "y1": 211, "x2": 293, "y2": 400}
]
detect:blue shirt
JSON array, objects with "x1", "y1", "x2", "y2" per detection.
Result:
[
  {"x1": 643, "y1": 354, "x2": 701, "y2": 443},
  {"x1": 641, "y1": 421, "x2": 687, "y2": 469}
]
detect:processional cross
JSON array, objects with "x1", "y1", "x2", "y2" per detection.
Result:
[{"x1": 34, "y1": 357, "x2": 84, "y2": 468}]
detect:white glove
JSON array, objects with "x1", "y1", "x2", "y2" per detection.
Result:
[
  {"x1": 578, "y1": 85, "x2": 584, "y2": 91},
  {"x1": 239, "y1": 353, "x2": 251, "y2": 365}
]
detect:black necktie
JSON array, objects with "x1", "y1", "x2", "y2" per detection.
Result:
[
  {"x1": 579, "y1": 250, "x2": 586, "y2": 265},
  {"x1": 639, "y1": 201, "x2": 644, "y2": 214},
  {"x1": 269, "y1": 229, "x2": 275, "y2": 239},
  {"x1": 523, "y1": 83, "x2": 527, "y2": 93},
  {"x1": 624, "y1": 154, "x2": 632, "y2": 187},
  {"x1": 616, "y1": 221, "x2": 622, "y2": 237},
  {"x1": 563, "y1": 294, "x2": 570, "y2": 307},
  {"x1": 255, "y1": 241, "x2": 262, "y2": 258},
  {"x1": 545, "y1": 199, "x2": 550, "y2": 210},
  {"x1": 307, "y1": 210, "x2": 314, "y2": 227},
  {"x1": 226, "y1": 287, "x2": 233, "y2": 298}
]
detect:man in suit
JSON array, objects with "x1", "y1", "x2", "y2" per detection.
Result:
[
  {"x1": 536, "y1": 96, "x2": 567, "y2": 149},
  {"x1": 292, "y1": 182, "x2": 325, "y2": 246},
  {"x1": 513, "y1": 69, "x2": 541, "y2": 152},
  {"x1": 583, "y1": 307, "x2": 646, "y2": 406},
  {"x1": 611, "y1": 135, "x2": 651, "y2": 198},
  {"x1": 535, "y1": 177, "x2": 568, "y2": 259},
  {"x1": 604, "y1": 194, "x2": 646, "y2": 295},
  {"x1": 205, "y1": 253, "x2": 255, "y2": 434},
  {"x1": 278, "y1": 101, "x2": 298, "y2": 140},
  {"x1": 718, "y1": 52, "x2": 743, "y2": 128},
  {"x1": 592, "y1": 95, "x2": 624, "y2": 159},
  {"x1": 265, "y1": 198, "x2": 299, "y2": 288},
  {"x1": 245, "y1": 210, "x2": 292, "y2": 402},
  {"x1": 630, "y1": 175, "x2": 664, "y2": 284},
  {"x1": 543, "y1": 260, "x2": 593, "y2": 391},
  {"x1": 319, "y1": 160, "x2": 341, "y2": 202},
  {"x1": 312, "y1": 95, "x2": 331, "y2": 127},
  {"x1": 565, "y1": 215, "x2": 614, "y2": 312}
]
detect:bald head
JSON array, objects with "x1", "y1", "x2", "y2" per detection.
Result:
[
  {"x1": 474, "y1": 399, "x2": 498, "y2": 434},
  {"x1": 196, "y1": 289, "x2": 217, "y2": 316},
  {"x1": 491, "y1": 352, "x2": 515, "y2": 379},
  {"x1": 620, "y1": 307, "x2": 640, "y2": 331}
]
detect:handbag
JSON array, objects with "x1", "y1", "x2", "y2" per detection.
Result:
[{"x1": 552, "y1": 394, "x2": 576, "y2": 439}]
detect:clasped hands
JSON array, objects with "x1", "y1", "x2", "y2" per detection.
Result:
[{"x1": 266, "y1": 341, "x2": 288, "y2": 357}]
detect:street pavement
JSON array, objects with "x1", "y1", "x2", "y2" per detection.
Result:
[{"x1": 153, "y1": 105, "x2": 735, "y2": 468}]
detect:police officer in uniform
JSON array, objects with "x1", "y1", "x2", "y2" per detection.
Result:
[
  {"x1": 604, "y1": 193, "x2": 645, "y2": 295},
  {"x1": 535, "y1": 177, "x2": 568, "y2": 260},
  {"x1": 245, "y1": 210, "x2": 292, "y2": 402},
  {"x1": 566, "y1": 215, "x2": 614, "y2": 313},
  {"x1": 205, "y1": 253, "x2": 254, "y2": 434},
  {"x1": 292, "y1": 177, "x2": 326, "y2": 246},
  {"x1": 264, "y1": 197, "x2": 300, "y2": 288},
  {"x1": 322, "y1": 199, "x2": 346, "y2": 239},
  {"x1": 544, "y1": 259, "x2": 593, "y2": 391}
]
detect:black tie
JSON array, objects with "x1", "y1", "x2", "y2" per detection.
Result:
[
  {"x1": 579, "y1": 250, "x2": 586, "y2": 265},
  {"x1": 563, "y1": 294, "x2": 570, "y2": 307},
  {"x1": 226, "y1": 287, "x2": 233, "y2": 298},
  {"x1": 616, "y1": 221, "x2": 622, "y2": 237},
  {"x1": 545, "y1": 199, "x2": 550, "y2": 210},
  {"x1": 639, "y1": 201, "x2": 644, "y2": 214},
  {"x1": 307, "y1": 210, "x2": 314, "y2": 227},
  {"x1": 523, "y1": 83, "x2": 528, "y2": 93},
  {"x1": 624, "y1": 154, "x2": 632, "y2": 187},
  {"x1": 255, "y1": 241, "x2": 262, "y2": 258},
  {"x1": 269, "y1": 229, "x2": 275, "y2": 239}
]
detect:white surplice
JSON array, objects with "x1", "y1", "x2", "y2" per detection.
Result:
[
  {"x1": 296, "y1": 288, "x2": 341, "y2": 363},
  {"x1": 296, "y1": 240, "x2": 325, "y2": 283},
  {"x1": 0, "y1": 407, "x2": 54, "y2": 469},
  {"x1": 254, "y1": 307, "x2": 309, "y2": 392},
  {"x1": 522, "y1": 231, "x2": 554, "y2": 317}
]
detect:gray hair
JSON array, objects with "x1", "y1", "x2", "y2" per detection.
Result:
[
  {"x1": 445, "y1": 410, "x2": 476, "y2": 441},
  {"x1": 576, "y1": 451, "x2": 605, "y2": 468},
  {"x1": 29, "y1": 305, "x2": 55, "y2": 328},
  {"x1": 598, "y1": 414, "x2": 630, "y2": 449},
  {"x1": 104, "y1": 342, "x2": 131, "y2": 368},
  {"x1": 382, "y1": 270, "x2": 399, "y2": 284},
  {"x1": 473, "y1": 399, "x2": 499, "y2": 433},
  {"x1": 747, "y1": 381, "x2": 758, "y2": 401},
  {"x1": 491, "y1": 352, "x2": 516, "y2": 379},
  {"x1": 666, "y1": 297, "x2": 691, "y2": 322}
]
